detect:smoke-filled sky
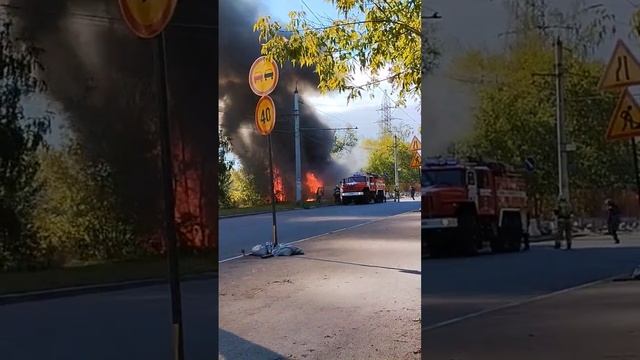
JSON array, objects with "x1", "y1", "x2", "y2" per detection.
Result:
[
  {"x1": 220, "y1": 0, "x2": 349, "y2": 197},
  {"x1": 423, "y1": 0, "x2": 638, "y2": 156},
  {"x1": 221, "y1": 0, "x2": 421, "y2": 183},
  {"x1": 3, "y1": 0, "x2": 218, "y2": 245}
]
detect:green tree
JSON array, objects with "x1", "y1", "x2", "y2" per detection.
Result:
[
  {"x1": 229, "y1": 167, "x2": 265, "y2": 208},
  {"x1": 331, "y1": 126, "x2": 358, "y2": 157},
  {"x1": 218, "y1": 131, "x2": 234, "y2": 208},
  {"x1": 363, "y1": 133, "x2": 419, "y2": 190},
  {"x1": 453, "y1": 2, "x2": 623, "y2": 216},
  {"x1": 0, "y1": 21, "x2": 50, "y2": 270},
  {"x1": 254, "y1": 0, "x2": 425, "y2": 104},
  {"x1": 34, "y1": 139, "x2": 140, "y2": 264}
]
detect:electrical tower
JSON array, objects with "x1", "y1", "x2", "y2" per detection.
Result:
[{"x1": 377, "y1": 90, "x2": 394, "y2": 135}]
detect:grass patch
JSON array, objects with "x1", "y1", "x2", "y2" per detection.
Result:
[
  {"x1": 219, "y1": 201, "x2": 335, "y2": 217},
  {"x1": 0, "y1": 255, "x2": 217, "y2": 296}
]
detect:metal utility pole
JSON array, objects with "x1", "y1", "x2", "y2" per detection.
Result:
[
  {"x1": 294, "y1": 87, "x2": 302, "y2": 206},
  {"x1": 555, "y1": 37, "x2": 570, "y2": 202},
  {"x1": 394, "y1": 134, "x2": 399, "y2": 199},
  {"x1": 157, "y1": 31, "x2": 184, "y2": 360},
  {"x1": 632, "y1": 138, "x2": 640, "y2": 210}
]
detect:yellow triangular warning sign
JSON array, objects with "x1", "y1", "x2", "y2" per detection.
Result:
[
  {"x1": 410, "y1": 152, "x2": 421, "y2": 168},
  {"x1": 606, "y1": 89, "x2": 640, "y2": 141},
  {"x1": 409, "y1": 136, "x2": 421, "y2": 152},
  {"x1": 599, "y1": 39, "x2": 640, "y2": 90}
]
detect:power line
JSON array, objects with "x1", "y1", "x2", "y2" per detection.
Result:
[
  {"x1": 0, "y1": 3, "x2": 216, "y2": 30},
  {"x1": 300, "y1": 126, "x2": 357, "y2": 131}
]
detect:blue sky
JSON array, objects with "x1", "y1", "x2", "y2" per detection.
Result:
[{"x1": 244, "y1": 0, "x2": 421, "y2": 170}]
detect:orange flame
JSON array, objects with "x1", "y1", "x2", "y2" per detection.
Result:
[
  {"x1": 305, "y1": 171, "x2": 323, "y2": 201},
  {"x1": 273, "y1": 167, "x2": 286, "y2": 202}
]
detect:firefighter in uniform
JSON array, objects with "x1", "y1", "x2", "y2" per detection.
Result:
[
  {"x1": 605, "y1": 199, "x2": 621, "y2": 244},
  {"x1": 316, "y1": 187, "x2": 323, "y2": 204},
  {"x1": 554, "y1": 196, "x2": 573, "y2": 250},
  {"x1": 334, "y1": 185, "x2": 341, "y2": 204}
]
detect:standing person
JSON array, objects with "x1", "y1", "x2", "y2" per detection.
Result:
[
  {"x1": 394, "y1": 186, "x2": 400, "y2": 202},
  {"x1": 333, "y1": 185, "x2": 341, "y2": 204},
  {"x1": 410, "y1": 186, "x2": 416, "y2": 200},
  {"x1": 553, "y1": 196, "x2": 573, "y2": 250},
  {"x1": 605, "y1": 199, "x2": 621, "y2": 244},
  {"x1": 316, "y1": 187, "x2": 323, "y2": 204}
]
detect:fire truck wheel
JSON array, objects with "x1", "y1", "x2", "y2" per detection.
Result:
[
  {"x1": 457, "y1": 210, "x2": 479, "y2": 256},
  {"x1": 505, "y1": 228, "x2": 523, "y2": 252},
  {"x1": 490, "y1": 236, "x2": 507, "y2": 253},
  {"x1": 362, "y1": 189, "x2": 371, "y2": 204},
  {"x1": 498, "y1": 213, "x2": 523, "y2": 252}
]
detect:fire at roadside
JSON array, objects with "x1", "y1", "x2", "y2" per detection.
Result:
[{"x1": 219, "y1": 0, "x2": 349, "y2": 199}]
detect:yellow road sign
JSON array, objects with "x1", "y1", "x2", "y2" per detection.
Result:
[
  {"x1": 249, "y1": 56, "x2": 279, "y2": 96},
  {"x1": 409, "y1": 136, "x2": 421, "y2": 152},
  {"x1": 606, "y1": 89, "x2": 640, "y2": 141},
  {"x1": 410, "y1": 152, "x2": 421, "y2": 168},
  {"x1": 255, "y1": 96, "x2": 276, "y2": 136},
  {"x1": 599, "y1": 39, "x2": 640, "y2": 90},
  {"x1": 118, "y1": 0, "x2": 177, "y2": 38}
]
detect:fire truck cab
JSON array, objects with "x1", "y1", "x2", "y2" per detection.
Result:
[
  {"x1": 422, "y1": 158, "x2": 528, "y2": 257},
  {"x1": 340, "y1": 172, "x2": 386, "y2": 204}
]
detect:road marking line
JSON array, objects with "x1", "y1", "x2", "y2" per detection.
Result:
[
  {"x1": 218, "y1": 208, "x2": 419, "y2": 264},
  {"x1": 218, "y1": 254, "x2": 246, "y2": 264},
  {"x1": 422, "y1": 274, "x2": 622, "y2": 332}
]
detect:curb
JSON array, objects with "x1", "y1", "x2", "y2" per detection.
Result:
[
  {"x1": 529, "y1": 233, "x2": 589, "y2": 243},
  {"x1": 219, "y1": 204, "x2": 339, "y2": 219},
  {"x1": 0, "y1": 271, "x2": 218, "y2": 305}
]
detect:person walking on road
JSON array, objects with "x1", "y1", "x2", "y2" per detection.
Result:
[
  {"x1": 410, "y1": 186, "x2": 416, "y2": 200},
  {"x1": 605, "y1": 199, "x2": 621, "y2": 244},
  {"x1": 553, "y1": 196, "x2": 573, "y2": 250}
]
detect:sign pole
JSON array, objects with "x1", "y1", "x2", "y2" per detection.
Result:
[
  {"x1": 268, "y1": 134, "x2": 279, "y2": 247},
  {"x1": 157, "y1": 31, "x2": 184, "y2": 360},
  {"x1": 632, "y1": 138, "x2": 640, "y2": 212},
  {"x1": 249, "y1": 56, "x2": 280, "y2": 251}
]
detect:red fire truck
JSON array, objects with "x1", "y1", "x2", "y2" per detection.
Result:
[
  {"x1": 340, "y1": 172, "x2": 386, "y2": 204},
  {"x1": 421, "y1": 158, "x2": 528, "y2": 257}
]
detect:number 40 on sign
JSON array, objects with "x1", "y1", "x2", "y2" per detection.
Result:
[{"x1": 255, "y1": 96, "x2": 276, "y2": 136}]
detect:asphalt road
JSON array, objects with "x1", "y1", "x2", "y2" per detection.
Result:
[
  {"x1": 423, "y1": 234, "x2": 640, "y2": 358},
  {"x1": 219, "y1": 210, "x2": 421, "y2": 359},
  {"x1": 219, "y1": 199, "x2": 420, "y2": 261},
  {"x1": 0, "y1": 278, "x2": 217, "y2": 360}
]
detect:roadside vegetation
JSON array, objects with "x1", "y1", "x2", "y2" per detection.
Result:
[
  {"x1": 0, "y1": 20, "x2": 215, "y2": 286},
  {"x1": 449, "y1": 1, "x2": 640, "y2": 218}
]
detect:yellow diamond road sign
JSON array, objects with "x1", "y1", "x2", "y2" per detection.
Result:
[
  {"x1": 249, "y1": 56, "x2": 279, "y2": 97},
  {"x1": 255, "y1": 96, "x2": 276, "y2": 136},
  {"x1": 606, "y1": 89, "x2": 640, "y2": 141},
  {"x1": 409, "y1": 136, "x2": 421, "y2": 152},
  {"x1": 599, "y1": 39, "x2": 640, "y2": 91},
  {"x1": 410, "y1": 152, "x2": 421, "y2": 168}
]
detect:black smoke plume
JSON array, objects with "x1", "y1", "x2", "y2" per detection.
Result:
[
  {"x1": 219, "y1": 0, "x2": 346, "y2": 199},
  {"x1": 5, "y1": 0, "x2": 217, "y2": 248}
]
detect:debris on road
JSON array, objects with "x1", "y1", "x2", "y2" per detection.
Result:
[{"x1": 250, "y1": 243, "x2": 304, "y2": 257}]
